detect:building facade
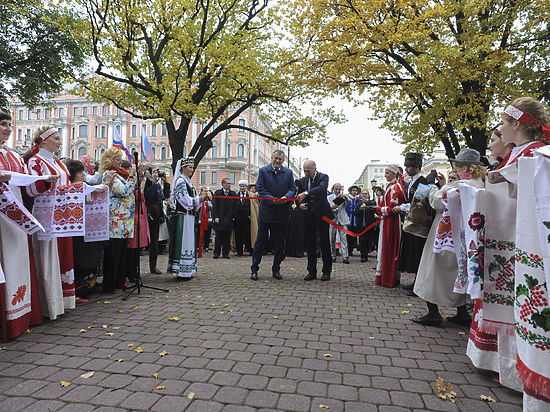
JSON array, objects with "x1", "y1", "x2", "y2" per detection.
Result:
[
  {"x1": 421, "y1": 148, "x2": 451, "y2": 178},
  {"x1": 8, "y1": 95, "x2": 300, "y2": 188},
  {"x1": 354, "y1": 160, "x2": 395, "y2": 191}
]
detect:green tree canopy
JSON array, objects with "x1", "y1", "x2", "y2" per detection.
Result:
[
  {"x1": 73, "y1": 0, "x2": 341, "y2": 167},
  {"x1": 281, "y1": 0, "x2": 550, "y2": 158},
  {"x1": 0, "y1": 0, "x2": 85, "y2": 109}
]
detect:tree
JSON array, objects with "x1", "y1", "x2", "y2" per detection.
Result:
[
  {"x1": 74, "y1": 0, "x2": 341, "y2": 168},
  {"x1": 282, "y1": 0, "x2": 550, "y2": 158},
  {"x1": 0, "y1": 0, "x2": 85, "y2": 109}
]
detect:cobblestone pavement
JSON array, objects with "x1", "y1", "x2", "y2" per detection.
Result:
[{"x1": 0, "y1": 251, "x2": 523, "y2": 411}]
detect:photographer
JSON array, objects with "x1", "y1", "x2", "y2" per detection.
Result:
[{"x1": 144, "y1": 167, "x2": 165, "y2": 274}]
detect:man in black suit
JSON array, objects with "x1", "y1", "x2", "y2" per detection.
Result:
[
  {"x1": 394, "y1": 152, "x2": 428, "y2": 295},
  {"x1": 212, "y1": 178, "x2": 237, "y2": 259},
  {"x1": 234, "y1": 179, "x2": 251, "y2": 256},
  {"x1": 296, "y1": 160, "x2": 333, "y2": 281}
]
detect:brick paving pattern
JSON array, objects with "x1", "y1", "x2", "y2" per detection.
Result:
[{"x1": 0, "y1": 252, "x2": 523, "y2": 411}]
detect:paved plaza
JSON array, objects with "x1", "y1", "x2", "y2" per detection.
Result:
[{"x1": 0, "y1": 252, "x2": 523, "y2": 411}]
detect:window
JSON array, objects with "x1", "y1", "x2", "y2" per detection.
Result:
[
  {"x1": 18, "y1": 110, "x2": 23, "y2": 120},
  {"x1": 212, "y1": 144, "x2": 218, "y2": 158},
  {"x1": 73, "y1": 107, "x2": 78, "y2": 116},
  {"x1": 230, "y1": 172, "x2": 236, "y2": 184},
  {"x1": 117, "y1": 108, "x2": 122, "y2": 116},
  {"x1": 151, "y1": 124, "x2": 156, "y2": 136},
  {"x1": 226, "y1": 142, "x2": 231, "y2": 157},
  {"x1": 79, "y1": 124, "x2": 88, "y2": 138},
  {"x1": 152, "y1": 147, "x2": 156, "y2": 160},
  {"x1": 131, "y1": 125, "x2": 137, "y2": 138},
  {"x1": 101, "y1": 126, "x2": 106, "y2": 139},
  {"x1": 92, "y1": 106, "x2": 97, "y2": 115},
  {"x1": 237, "y1": 144, "x2": 245, "y2": 157},
  {"x1": 36, "y1": 109, "x2": 41, "y2": 120},
  {"x1": 59, "y1": 108, "x2": 64, "y2": 118},
  {"x1": 94, "y1": 126, "x2": 98, "y2": 139},
  {"x1": 71, "y1": 127, "x2": 75, "y2": 139},
  {"x1": 17, "y1": 129, "x2": 22, "y2": 141},
  {"x1": 211, "y1": 171, "x2": 217, "y2": 185},
  {"x1": 102, "y1": 106, "x2": 107, "y2": 116},
  {"x1": 161, "y1": 146, "x2": 167, "y2": 160},
  {"x1": 200, "y1": 171, "x2": 206, "y2": 185},
  {"x1": 27, "y1": 110, "x2": 31, "y2": 120},
  {"x1": 78, "y1": 146, "x2": 87, "y2": 157},
  {"x1": 161, "y1": 124, "x2": 167, "y2": 136},
  {"x1": 82, "y1": 106, "x2": 88, "y2": 115},
  {"x1": 192, "y1": 119, "x2": 198, "y2": 140},
  {"x1": 101, "y1": 148, "x2": 105, "y2": 156},
  {"x1": 238, "y1": 119, "x2": 245, "y2": 134},
  {"x1": 115, "y1": 125, "x2": 121, "y2": 135},
  {"x1": 26, "y1": 128, "x2": 31, "y2": 140},
  {"x1": 183, "y1": 145, "x2": 187, "y2": 157},
  {"x1": 45, "y1": 109, "x2": 50, "y2": 119}
]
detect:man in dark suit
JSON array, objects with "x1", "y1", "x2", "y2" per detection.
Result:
[
  {"x1": 250, "y1": 150, "x2": 296, "y2": 281},
  {"x1": 234, "y1": 179, "x2": 251, "y2": 256},
  {"x1": 394, "y1": 152, "x2": 428, "y2": 295},
  {"x1": 212, "y1": 178, "x2": 237, "y2": 259},
  {"x1": 296, "y1": 160, "x2": 333, "y2": 281}
]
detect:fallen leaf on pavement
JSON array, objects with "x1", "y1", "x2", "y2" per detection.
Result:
[
  {"x1": 273, "y1": 316, "x2": 279, "y2": 319},
  {"x1": 153, "y1": 385, "x2": 165, "y2": 390},
  {"x1": 243, "y1": 297, "x2": 248, "y2": 302},
  {"x1": 80, "y1": 371, "x2": 94, "y2": 379},
  {"x1": 457, "y1": 331, "x2": 466, "y2": 336},
  {"x1": 159, "y1": 351, "x2": 169, "y2": 357},
  {"x1": 102, "y1": 325, "x2": 108, "y2": 328},
  {"x1": 103, "y1": 301, "x2": 111, "y2": 304},
  {"x1": 323, "y1": 353, "x2": 334, "y2": 358},
  {"x1": 400, "y1": 310, "x2": 411, "y2": 314},
  {"x1": 105, "y1": 332, "x2": 115, "y2": 336},
  {"x1": 319, "y1": 405, "x2": 331, "y2": 409},
  {"x1": 480, "y1": 395, "x2": 496, "y2": 402},
  {"x1": 117, "y1": 359, "x2": 125, "y2": 362},
  {"x1": 133, "y1": 306, "x2": 138, "y2": 310},
  {"x1": 168, "y1": 316, "x2": 179, "y2": 321},
  {"x1": 79, "y1": 329, "x2": 87, "y2": 333},
  {"x1": 135, "y1": 347, "x2": 143, "y2": 353},
  {"x1": 60, "y1": 381, "x2": 71, "y2": 387},
  {"x1": 112, "y1": 327, "x2": 120, "y2": 330},
  {"x1": 116, "y1": 309, "x2": 123, "y2": 313},
  {"x1": 432, "y1": 377, "x2": 456, "y2": 403},
  {"x1": 152, "y1": 372, "x2": 159, "y2": 378},
  {"x1": 128, "y1": 343, "x2": 134, "y2": 347},
  {"x1": 187, "y1": 392, "x2": 195, "y2": 400},
  {"x1": 25, "y1": 329, "x2": 32, "y2": 333}
]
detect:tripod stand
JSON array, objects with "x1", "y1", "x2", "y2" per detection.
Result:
[{"x1": 123, "y1": 151, "x2": 168, "y2": 301}]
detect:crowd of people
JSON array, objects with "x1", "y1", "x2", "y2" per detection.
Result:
[{"x1": 1, "y1": 95, "x2": 550, "y2": 410}]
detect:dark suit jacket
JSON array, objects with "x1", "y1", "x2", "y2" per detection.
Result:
[
  {"x1": 234, "y1": 191, "x2": 251, "y2": 221},
  {"x1": 212, "y1": 189, "x2": 237, "y2": 231},
  {"x1": 256, "y1": 165, "x2": 296, "y2": 224},
  {"x1": 297, "y1": 172, "x2": 332, "y2": 218}
]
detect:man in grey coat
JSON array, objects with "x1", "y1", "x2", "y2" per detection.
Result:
[{"x1": 326, "y1": 183, "x2": 351, "y2": 264}]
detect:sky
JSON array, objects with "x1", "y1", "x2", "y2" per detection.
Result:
[{"x1": 292, "y1": 98, "x2": 406, "y2": 187}]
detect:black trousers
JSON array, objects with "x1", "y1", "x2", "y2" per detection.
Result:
[
  {"x1": 214, "y1": 230, "x2": 231, "y2": 257},
  {"x1": 102, "y1": 238, "x2": 128, "y2": 292},
  {"x1": 305, "y1": 212, "x2": 332, "y2": 277},
  {"x1": 148, "y1": 219, "x2": 160, "y2": 269},
  {"x1": 234, "y1": 218, "x2": 251, "y2": 255},
  {"x1": 251, "y1": 222, "x2": 287, "y2": 273}
]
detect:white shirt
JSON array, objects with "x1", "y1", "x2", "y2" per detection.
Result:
[{"x1": 401, "y1": 172, "x2": 422, "y2": 214}]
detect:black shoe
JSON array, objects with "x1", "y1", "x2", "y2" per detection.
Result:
[
  {"x1": 150, "y1": 267, "x2": 162, "y2": 274},
  {"x1": 412, "y1": 314, "x2": 443, "y2": 327},
  {"x1": 272, "y1": 271, "x2": 283, "y2": 280},
  {"x1": 237, "y1": 253, "x2": 243, "y2": 257},
  {"x1": 332, "y1": 256, "x2": 337, "y2": 262},
  {"x1": 407, "y1": 290, "x2": 417, "y2": 297},
  {"x1": 401, "y1": 283, "x2": 415, "y2": 290},
  {"x1": 251, "y1": 272, "x2": 258, "y2": 281},
  {"x1": 342, "y1": 258, "x2": 350, "y2": 264},
  {"x1": 304, "y1": 273, "x2": 317, "y2": 281},
  {"x1": 321, "y1": 274, "x2": 331, "y2": 281},
  {"x1": 447, "y1": 314, "x2": 472, "y2": 327},
  {"x1": 223, "y1": 256, "x2": 230, "y2": 259},
  {"x1": 213, "y1": 254, "x2": 220, "y2": 259},
  {"x1": 360, "y1": 257, "x2": 368, "y2": 262}
]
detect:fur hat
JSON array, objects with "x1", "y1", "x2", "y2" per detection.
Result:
[{"x1": 404, "y1": 152, "x2": 423, "y2": 168}]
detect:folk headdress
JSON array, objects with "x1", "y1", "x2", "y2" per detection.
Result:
[
  {"x1": 171, "y1": 156, "x2": 195, "y2": 200},
  {"x1": 504, "y1": 104, "x2": 550, "y2": 143},
  {"x1": 31, "y1": 127, "x2": 58, "y2": 154}
]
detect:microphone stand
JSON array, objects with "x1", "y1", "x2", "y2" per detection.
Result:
[{"x1": 123, "y1": 151, "x2": 168, "y2": 301}]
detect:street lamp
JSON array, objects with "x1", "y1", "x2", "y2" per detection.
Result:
[{"x1": 370, "y1": 178, "x2": 377, "y2": 188}]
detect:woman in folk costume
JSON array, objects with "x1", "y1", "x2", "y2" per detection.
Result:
[
  {"x1": 26, "y1": 125, "x2": 75, "y2": 320},
  {"x1": 413, "y1": 148, "x2": 486, "y2": 326},
  {"x1": 486, "y1": 97, "x2": 549, "y2": 408},
  {"x1": 100, "y1": 148, "x2": 135, "y2": 293},
  {"x1": 170, "y1": 157, "x2": 208, "y2": 281},
  {"x1": 465, "y1": 126, "x2": 514, "y2": 375},
  {"x1": 0, "y1": 112, "x2": 46, "y2": 340},
  {"x1": 248, "y1": 184, "x2": 259, "y2": 250},
  {"x1": 370, "y1": 166, "x2": 406, "y2": 288}
]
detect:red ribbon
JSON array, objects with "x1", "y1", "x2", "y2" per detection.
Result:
[
  {"x1": 210, "y1": 195, "x2": 298, "y2": 201},
  {"x1": 321, "y1": 215, "x2": 384, "y2": 238}
]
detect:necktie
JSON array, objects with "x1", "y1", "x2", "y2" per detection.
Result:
[
  {"x1": 241, "y1": 192, "x2": 244, "y2": 204},
  {"x1": 225, "y1": 190, "x2": 228, "y2": 196},
  {"x1": 308, "y1": 178, "x2": 313, "y2": 190}
]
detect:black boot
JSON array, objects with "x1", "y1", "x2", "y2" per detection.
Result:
[
  {"x1": 447, "y1": 305, "x2": 472, "y2": 327},
  {"x1": 413, "y1": 302, "x2": 442, "y2": 326}
]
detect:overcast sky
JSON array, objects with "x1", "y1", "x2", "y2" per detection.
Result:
[{"x1": 292, "y1": 98, "x2": 406, "y2": 187}]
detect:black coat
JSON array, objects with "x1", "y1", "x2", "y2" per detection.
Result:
[
  {"x1": 297, "y1": 172, "x2": 332, "y2": 218},
  {"x1": 234, "y1": 191, "x2": 251, "y2": 222},
  {"x1": 354, "y1": 199, "x2": 377, "y2": 228},
  {"x1": 144, "y1": 179, "x2": 165, "y2": 221},
  {"x1": 212, "y1": 189, "x2": 238, "y2": 231}
]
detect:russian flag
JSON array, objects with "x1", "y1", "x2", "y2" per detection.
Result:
[
  {"x1": 141, "y1": 125, "x2": 154, "y2": 161},
  {"x1": 112, "y1": 127, "x2": 134, "y2": 163}
]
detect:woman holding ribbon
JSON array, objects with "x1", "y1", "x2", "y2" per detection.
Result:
[
  {"x1": 0, "y1": 111, "x2": 49, "y2": 340},
  {"x1": 170, "y1": 157, "x2": 208, "y2": 281},
  {"x1": 100, "y1": 148, "x2": 136, "y2": 294},
  {"x1": 369, "y1": 166, "x2": 405, "y2": 288},
  {"x1": 26, "y1": 125, "x2": 75, "y2": 320}
]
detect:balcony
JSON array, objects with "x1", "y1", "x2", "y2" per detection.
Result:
[{"x1": 223, "y1": 157, "x2": 248, "y2": 169}]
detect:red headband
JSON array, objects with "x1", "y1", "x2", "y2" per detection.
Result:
[
  {"x1": 503, "y1": 105, "x2": 550, "y2": 144},
  {"x1": 31, "y1": 127, "x2": 58, "y2": 154}
]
